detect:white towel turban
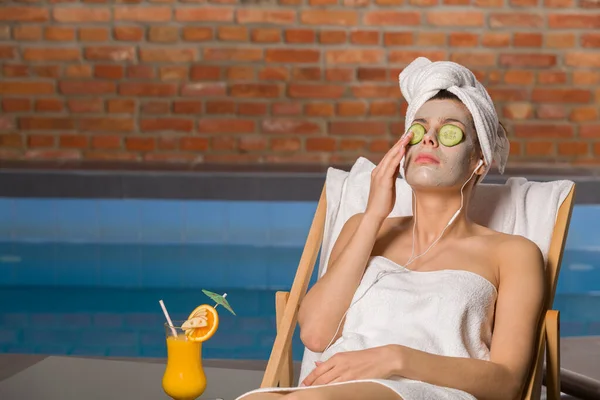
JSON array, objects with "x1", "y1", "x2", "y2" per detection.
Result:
[{"x1": 398, "y1": 57, "x2": 510, "y2": 179}]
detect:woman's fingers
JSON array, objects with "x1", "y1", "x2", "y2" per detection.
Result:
[
  {"x1": 365, "y1": 131, "x2": 413, "y2": 220},
  {"x1": 302, "y1": 361, "x2": 334, "y2": 387},
  {"x1": 375, "y1": 132, "x2": 412, "y2": 177},
  {"x1": 310, "y1": 367, "x2": 341, "y2": 386},
  {"x1": 381, "y1": 131, "x2": 412, "y2": 178},
  {"x1": 374, "y1": 141, "x2": 399, "y2": 174}
]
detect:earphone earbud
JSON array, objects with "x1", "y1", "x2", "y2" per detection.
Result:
[{"x1": 476, "y1": 159, "x2": 484, "y2": 173}]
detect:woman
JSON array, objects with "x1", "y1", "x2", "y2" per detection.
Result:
[{"x1": 237, "y1": 58, "x2": 545, "y2": 400}]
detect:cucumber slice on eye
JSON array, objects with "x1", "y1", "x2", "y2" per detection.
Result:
[
  {"x1": 408, "y1": 123, "x2": 425, "y2": 145},
  {"x1": 439, "y1": 124, "x2": 464, "y2": 147}
]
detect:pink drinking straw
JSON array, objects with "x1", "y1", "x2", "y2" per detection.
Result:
[{"x1": 159, "y1": 299, "x2": 178, "y2": 337}]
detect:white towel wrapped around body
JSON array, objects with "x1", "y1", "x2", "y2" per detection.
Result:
[{"x1": 238, "y1": 249, "x2": 496, "y2": 400}]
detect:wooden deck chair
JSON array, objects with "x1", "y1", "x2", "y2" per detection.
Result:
[{"x1": 261, "y1": 174, "x2": 576, "y2": 400}]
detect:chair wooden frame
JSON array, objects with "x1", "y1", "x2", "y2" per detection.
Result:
[{"x1": 261, "y1": 183, "x2": 576, "y2": 400}]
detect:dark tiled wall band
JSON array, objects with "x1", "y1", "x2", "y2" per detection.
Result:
[{"x1": 1, "y1": 168, "x2": 599, "y2": 203}]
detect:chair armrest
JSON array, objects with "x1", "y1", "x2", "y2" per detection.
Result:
[
  {"x1": 545, "y1": 310, "x2": 560, "y2": 400},
  {"x1": 275, "y1": 291, "x2": 294, "y2": 388}
]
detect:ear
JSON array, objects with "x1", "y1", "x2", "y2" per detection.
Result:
[{"x1": 472, "y1": 159, "x2": 486, "y2": 185}]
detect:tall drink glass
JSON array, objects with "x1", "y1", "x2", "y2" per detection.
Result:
[{"x1": 162, "y1": 322, "x2": 207, "y2": 400}]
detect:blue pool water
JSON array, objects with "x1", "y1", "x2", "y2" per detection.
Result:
[
  {"x1": 0, "y1": 242, "x2": 314, "y2": 360},
  {"x1": 0, "y1": 286, "x2": 301, "y2": 360},
  {"x1": 0, "y1": 242, "x2": 599, "y2": 361},
  {"x1": 0, "y1": 242, "x2": 309, "y2": 290}
]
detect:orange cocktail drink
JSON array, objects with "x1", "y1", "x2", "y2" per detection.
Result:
[
  {"x1": 162, "y1": 324, "x2": 207, "y2": 400},
  {"x1": 159, "y1": 295, "x2": 230, "y2": 400}
]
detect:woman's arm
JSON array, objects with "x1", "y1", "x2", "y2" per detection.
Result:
[
  {"x1": 298, "y1": 133, "x2": 413, "y2": 353},
  {"x1": 298, "y1": 212, "x2": 383, "y2": 352},
  {"x1": 390, "y1": 236, "x2": 546, "y2": 400}
]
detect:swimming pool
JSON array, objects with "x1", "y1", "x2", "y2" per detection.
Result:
[
  {"x1": 0, "y1": 241, "x2": 599, "y2": 361},
  {"x1": 0, "y1": 241, "x2": 312, "y2": 360},
  {"x1": 0, "y1": 195, "x2": 599, "y2": 361}
]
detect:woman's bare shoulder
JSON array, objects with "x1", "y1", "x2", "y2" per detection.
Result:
[
  {"x1": 481, "y1": 228, "x2": 545, "y2": 273},
  {"x1": 467, "y1": 226, "x2": 544, "y2": 289},
  {"x1": 480, "y1": 226, "x2": 541, "y2": 251}
]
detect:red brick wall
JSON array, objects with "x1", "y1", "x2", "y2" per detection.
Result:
[{"x1": 1, "y1": 4, "x2": 599, "y2": 168}]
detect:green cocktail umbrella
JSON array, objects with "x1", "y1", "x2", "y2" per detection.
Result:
[{"x1": 202, "y1": 289, "x2": 236, "y2": 316}]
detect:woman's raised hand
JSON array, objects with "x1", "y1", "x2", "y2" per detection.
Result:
[{"x1": 365, "y1": 132, "x2": 413, "y2": 222}]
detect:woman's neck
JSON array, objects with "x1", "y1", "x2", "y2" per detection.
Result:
[{"x1": 409, "y1": 188, "x2": 472, "y2": 248}]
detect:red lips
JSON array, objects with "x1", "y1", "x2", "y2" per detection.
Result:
[{"x1": 414, "y1": 153, "x2": 440, "y2": 164}]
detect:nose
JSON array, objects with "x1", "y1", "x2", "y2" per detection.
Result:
[{"x1": 422, "y1": 128, "x2": 438, "y2": 147}]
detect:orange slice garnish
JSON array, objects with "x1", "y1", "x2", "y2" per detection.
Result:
[{"x1": 182, "y1": 304, "x2": 219, "y2": 342}]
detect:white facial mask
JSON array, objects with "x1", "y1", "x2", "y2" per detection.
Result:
[{"x1": 403, "y1": 100, "x2": 478, "y2": 189}]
